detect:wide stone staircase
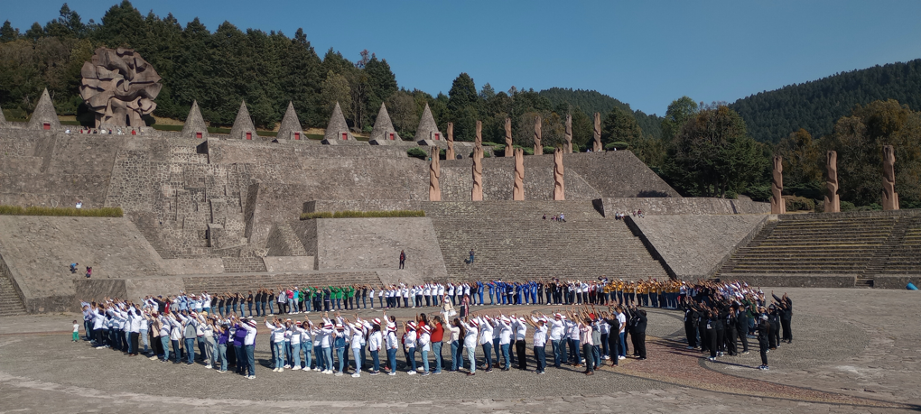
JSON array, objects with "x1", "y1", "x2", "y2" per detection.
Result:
[
  {"x1": 222, "y1": 256, "x2": 268, "y2": 273},
  {"x1": 422, "y1": 201, "x2": 669, "y2": 281},
  {"x1": 717, "y1": 211, "x2": 920, "y2": 287},
  {"x1": 0, "y1": 272, "x2": 27, "y2": 316}
]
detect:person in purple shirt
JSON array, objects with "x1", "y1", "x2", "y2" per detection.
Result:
[
  {"x1": 215, "y1": 321, "x2": 230, "y2": 373},
  {"x1": 232, "y1": 320, "x2": 247, "y2": 375}
]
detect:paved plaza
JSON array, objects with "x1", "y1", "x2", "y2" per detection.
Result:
[{"x1": 0, "y1": 287, "x2": 918, "y2": 413}]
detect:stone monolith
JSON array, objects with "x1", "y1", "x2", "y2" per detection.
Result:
[
  {"x1": 429, "y1": 147, "x2": 441, "y2": 201},
  {"x1": 513, "y1": 147, "x2": 525, "y2": 200},
  {"x1": 771, "y1": 155, "x2": 785, "y2": 214},
  {"x1": 553, "y1": 147, "x2": 565, "y2": 200},
  {"x1": 533, "y1": 116, "x2": 542, "y2": 155},
  {"x1": 472, "y1": 145, "x2": 483, "y2": 201},
  {"x1": 504, "y1": 118, "x2": 513, "y2": 157},
  {"x1": 882, "y1": 145, "x2": 899, "y2": 210},
  {"x1": 593, "y1": 112, "x2": 602, "y2": 152},
  {"x1": 824, "y1": 150, "x2": 840, "y2": 213},
  {"x1": 446, "y1": 122, "x2": 455, "y2": 159},
  {"x1": 565, "y1": 114, "x2": 573, "y2": 153}
]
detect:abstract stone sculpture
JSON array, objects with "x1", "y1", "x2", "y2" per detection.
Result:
[
  {"x1": 824, "y1": 150, "x2": 840, "y2": 213},
  {"x1": 181, "y1": 100, "x2": 208, "y2": 139},
  {"x1": 80, "y1": 47, "x2": 162, "y2": 127},
  {"x1": 472, "y1": 145, "x2": 483, "y2": 201},
  {"x1": 28, "y1": 89, "x2": 61, "y2": 131},
  {"x1": 504, "y1": 118, "x2": 513, "y2": 157},
  {"x1": 770, "y1": 155, "x2": 785, "y2": 214},
  {"x1": 369, "y1": 103, "x2": 401, "y2": 145},
  {"x1": 229, "y1": 101, "x2": 256, "y2": 140},
  {"x1": 553, "y1": 147, "x2": 565, "y2": 200},
  {"x1": 445, "y1": 122, "x2": 455, "y2": 159},
  {"x1": 276, "y1": 101, "x2": 303, "y2": 140},
  {"x1": 565, "y1": 114, "x2": 573, "y2": 153},
  {"x1": 881, "y1": 145, "x2": 899, "y2": 210},
  {"x1": 533, "y1": 116, "x2": 542, "y2": 155},
  {"x1": 593, "y1": 112, "x2": 602, "y2": 152},
  {"x1": 513, "y1": 147, "x2": 525, "y2": 200},
  {"x1": 429, "y1": 147, "x2": 441, "y2": 201},
  {"x1": 322, "y1": 102, "x2": 356, "y2": 144},
  {"x1": 475, "y1": 120, "x2": 483, "y2": 148}
]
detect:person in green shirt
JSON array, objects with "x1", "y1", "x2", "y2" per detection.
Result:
[
  {"x1": 331, "y1": 286, "x2": 343, "y2": 310},
  {"x1": 345, "y1": 285, "x2": 356, "y2": 310}
]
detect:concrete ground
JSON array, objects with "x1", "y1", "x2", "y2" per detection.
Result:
[{"x1": 0, "y1": 287, "x2": 918, "y2": 413}]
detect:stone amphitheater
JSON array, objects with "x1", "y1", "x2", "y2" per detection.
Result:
[{"x1": 0, "y1": 90, "x2": 918, "y2": 316}]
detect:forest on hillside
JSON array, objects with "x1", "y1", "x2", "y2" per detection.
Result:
[
  {"x1": 1, "y1": 2, "x2": 919, "y2": 210},
  {"x1": 729, "y1": 60, "x2": 920, "y2": 143}
]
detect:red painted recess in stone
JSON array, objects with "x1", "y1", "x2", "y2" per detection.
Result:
[
  {"x1": 389, "y1": 133, "x2": 395, "y2": 140},
  {"x1": 43, "y1": 123, "x2": 50, "y2": 130},
  {"x1": 342, "y1": 132, "x2": 347, "y2": 140},
  {"x1": 434, "y1": 133, "x2": 440, "y2": 140},
  {"x1": 196, "y1": 132, "x2": 202, "y2": 139},
  {"x1": 246, "y1": 132, "x2": 252, "y2": 140},
  {"x1": 293, "y1": 132, "x2": 300, "y2": 140}
]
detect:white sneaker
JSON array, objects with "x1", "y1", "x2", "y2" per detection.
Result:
[
  {"x1": 351, "y1": 373, "x2": 360, "y2": 378},
  {"x1": 205, "y1": 365, "x2": 212, "y2": 369},
  {"x1": 302, "y1": 367, "x2": 310, "y2": 371},
  {"x1": 335, "y1": 372, "x2": 343, "y2": 376},
  {"x1": 618, "y1": 356, "x2": 626, "y2": 360},
  {"x1": 323, "y1": 370, "x2": 332, "y2": 374},
  {"x1": 313, "y1": 368, "x2": 321, "y2": 372},
  {"x1": 283, "y1": 365, "x2": 291, "y2": 369},
  {"x1": 407, "y1": 371, "x2": 416, "y2": 375}
]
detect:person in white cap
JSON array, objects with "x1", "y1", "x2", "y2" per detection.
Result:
[
  {"x1": 333, "y1": 322, "x2": 347, "y2": 376},
  {"x1": 265, "y1": 318, "x2": 286, "y2": 372},
  {"x1": 474, "y1": 314, "x2": 494, "y2": 373},
  {"x1": 319, "y1": 320, "x2": 335, "y2": 374},
  {"x1": 512, "y1": 316, "x2": 529, "y2": 370},
  {"x1": 368, "y1": 318, "x2": 383, "y2": 374},
  {"x1": 461, "y1": 317, "x2": 479, "y2": 376},
  {"x1": 349, "y1": 321, "x2": 365, "y2": 377},
  {"x1": 548, "y1": 313, "x2": 566, "y2": 368},
  {"x1": 418, "y1": 323, "x2": 432, "y2": 376},
  {"x1": 403, "y1": 321, "x2": 418, "y2": 374},
  {"x1": 238, "y1": 318, "x2": 258, "y2": 379},
  {"x1": 497, "y1": 316, "x2": 513, "y2": 371},
  {"x1": 383, "y1": 313, "x2": 399, "y2": 375},
  {"x1": 526, "y1": 316, "x2": 549, "y2": 374}
]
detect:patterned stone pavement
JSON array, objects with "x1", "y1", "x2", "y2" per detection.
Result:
[{"x1": 0, "y1": 287, "x2": 918, "y2": 413}]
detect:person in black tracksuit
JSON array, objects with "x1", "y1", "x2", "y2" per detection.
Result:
[
  {"x1": 757, "y1": 316, "x2": 770, "y2": 370},
  {"x1": 704, "y1": 310, "x2": 717, "y2": 360},
  {"x1": 773, "y1": 292, "x2": 793, "y2": 343},
  {"x1": 768, "y1": 306, "x2": 781, "y2": 349},
  {"x1": 629, "y1": 306, "x2": 647, "y2": 360},
  {"x1": 734, "y1": 304, "x2": 749, "y2": 354},
  {"x1": 714, "y1": 307, "x2": 726, "y2": 357},
  {"x1": 683, "y1": 299, "x2": 699, "y2": 349},
  {"x1": 724, "y1": 306, "x2": 738, "y2": 356}
]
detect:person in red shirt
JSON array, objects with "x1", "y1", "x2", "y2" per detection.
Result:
[{"x1": 430, "y1": 316, "x2": 445, "y2": 374}]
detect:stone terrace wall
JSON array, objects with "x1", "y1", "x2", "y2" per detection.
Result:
[
  {"x1": 0, "y1": 216, "x2": 165, "y2": 312},
  {"x1": 627, "y1": 214, "x2": 768, "y2": 280},
  {"x1": 208, "y1": 139, "x2": 410, "y2": 164},
  {"x1": 0, "y1": 130, "x2": 125, "y2": 208},
  {"x1": 565, "y1": 151, "x2": 681, "y2": 198},
  {"x1": 440, "y1": 155, "x2": 601, "y2": 201},
  {"x1": 600, "y1": 197, "x2": 769, "y2": 216}
]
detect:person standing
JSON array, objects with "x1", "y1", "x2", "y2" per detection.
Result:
[
  {"x1": 468, "y1": 249, "x2": 475, "y2": 265},
  {"x1": 757, "y1": 315, "x2": 770, "y2": 370},
  {"x1": 527, "y1": 316, "x2": 548, "y2": 374},
  {"x1": 513, "y1": 317, "x2": 528, "y2": 370},
  {"x1": 399, "y1": 250, "x2": 406, "y2": 270}
]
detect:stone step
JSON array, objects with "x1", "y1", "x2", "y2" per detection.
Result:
[
  {"x1": 222, "y1": 257, "x2": 267, "y2": 273},
  {"x1": 0, "y1": 273, "x2": 27, "y2": 316}
]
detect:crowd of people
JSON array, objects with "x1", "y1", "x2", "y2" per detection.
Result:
[{"x1": 77, "y1": 279, "x2": 793, "y2": 379}]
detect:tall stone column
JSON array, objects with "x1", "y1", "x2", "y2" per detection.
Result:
[
  {"x1": 475, "y1": 120, "x2": 482, "y2": 148},
  {"x1": 770, "y1": 155, "x2": 786, "y2": 214},
  {"x1": 553, "y1": 148, "x2": 565, "y2": 200},
  {"x1": 429, "y1": 147, "x2": 441, "y2": 201},
  {"x1": 472, "y1": 145, "x2": 484, "y2": 201},
  {"x1": 565, "y1": 114, "x2": 573, "y2": 153},
  {"x1": 513, "y1": 148, "x2": 525, "y2": 200},
  {"x1": 533, "y1": 116, "x2": 542, "y2": 155},
  {"x1": 593, "y1": 112, "x2": 602, "y2": 152},
  {"x1": 446, "y1": 122, "x2": 455, "y2": 160},
  {"x1": 824, "y1": 150, "x2": 840, "y2": 213},
  {"x1": 882, "y1": 145, "x2": 899, "y2": 210},
  {"x1": 504, "y1": 118, "x2": 513, "y2": 157}
]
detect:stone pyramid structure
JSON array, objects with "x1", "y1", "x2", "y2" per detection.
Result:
[
  {"x1": 369, "y1": 103, "x2": 401, "y2": 145},
  {"x1": 276, "y1": 101, "x2": 304, "y2": 140},
  {"x1": 0, "y1": 103, "x2": 7, "y2": 127},
  {"x1": 181, "y1": 100, "x2": 209, "y2": 139},
  {"x1": 321, "y1": 102, "x2": 356, "y2": 145},
  {"x1": 229, "y1": 101, "x2": 256, "y2": 140},
  {"x1": 28, "y1": 89, "x2": 61, "y2": 131},
  {"x1": 414, "y1": 103, "x2": 445, "y2": 146}
]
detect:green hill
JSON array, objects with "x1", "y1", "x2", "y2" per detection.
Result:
[
  {"x1": 539, "y1": 87, "x2": 662, "y2": 139},
  {"x1": 729, "y1": 60, "x2": 920, "y2": 143}
]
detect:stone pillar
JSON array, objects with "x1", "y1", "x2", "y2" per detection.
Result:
[
  {"x1": 429, "y1": 147, "x2": 441, "y2": 201},
  {"x1": 504, "y1": 118, "x2": 513, "y2": 157},
  {"x1": 475, "y1": 120, "x2": 482, "y2": 148},
  {"x1": 553, "y1": 148, "x2": 565, "y2": 200},
  {"x1": 771, "y1": 155, "x2": 786, "y2": 214},
  {"x1": 882, "y1": 145, "x2": 899, "y2": 210},
  {"x1": 593, "y1": 112, "x2": 602, "y2": 152},
  {"x1": 472, "y1": 145, "x2": 483, "y2": 201},
  {"x1": 824, "y1": 150, "x2": 840, "y2": 213},
  {"x1": 533, "y1": 116, "x2": 542, "y2": 155},
  {"x1": 565, "y1": 114, "x2": 573, "y2": 153},
  {"x1": 446, "y1": 122, "x2": 455, "y2": 160},
  {"x1": 513, "y1": 148, "x2": 525, "y2": 200}
]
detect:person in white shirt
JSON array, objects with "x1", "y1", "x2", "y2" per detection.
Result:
[
  {"x1": 367, "y1": 318, "x2": 383, "y2": 374},
  {"x1": 497, "y1": 317, "x2": 513, "y2": 371},
  {"x1": 547, "y1": 313, "x2": 566, "y2": 368},
  {"x1": 403, "y1": 321, "x2": 418, "y2": 374},
  {"x1": 461, "y1": 318, "x2": 479, "y2": 376},
  {"x1": 474, "y1": 315, "x2": 494, "y2": 372},
  {"x1": 383, "y1": 314, "x2": 399, "y2": 376},
  {"x1": 265, "y1": 318, "x2": 286, "y2": 371},
  {"x1": 526, "y1": 316, "x2": 549, "y2": 374},
  {"x1": 238, "y1": 319, "x2": 258, "y2": 379},
  {"x1": 418, "y1": 324, "x2": 432, "y2": 376},
  {"x1": 349, "y1": 321, "x2": 365, "y2": 377},
  {"x1": 512, "y1": 316, "x2": 528, "y2": 370}
]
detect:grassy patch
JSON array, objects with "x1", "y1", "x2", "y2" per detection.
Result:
[
  {"x1": 0, "y1": 205, "x2": 123, "y2": 217},
  {"x1": 300, "y1": 210, "x2": 425, "y2": 220}
]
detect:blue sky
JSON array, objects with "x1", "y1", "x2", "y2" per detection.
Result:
[{"x1": 4, "y1": 0, "x2": 920, "y2": 115}]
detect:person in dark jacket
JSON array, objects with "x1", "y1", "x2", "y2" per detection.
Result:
[
  {"x1": 628, "y1": 305, "x2": 647, "y2": 360},
  {"x1": 757, "y1": 315, "x2": 770, "y2": 370},
  {"x1": 773, "y1": 292, "x2": 793, "y2": 343},
  {"x1": 734, "y1": 304, "x2": 749, "y2": 354}
]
